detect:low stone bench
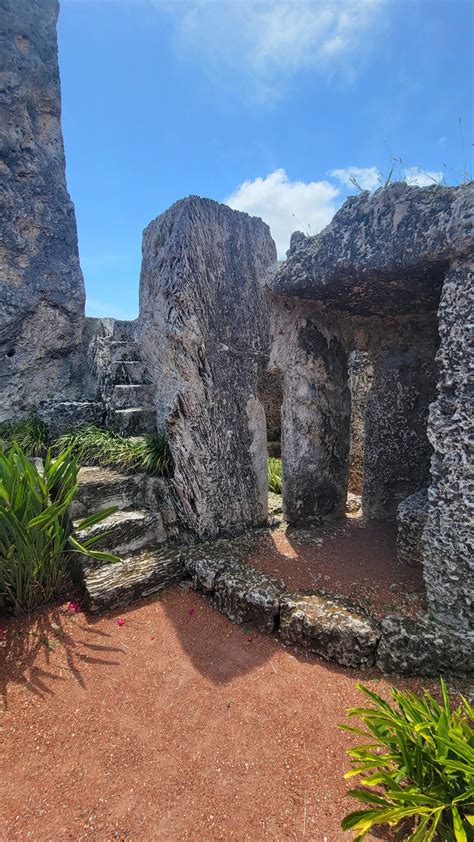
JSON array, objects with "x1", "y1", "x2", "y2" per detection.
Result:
[
  {"x1": 184, "y1": 539, "x2": 285, "y2": 632},
  {"x1": 279, "y1": 591, "x2": 380, "y2": 668},
  {"x1": 397, "y1": 489, "x2": 428, "y2": 565},
  {"x1": 376, "y1": 614, "x2": 474, "y2": 675}
]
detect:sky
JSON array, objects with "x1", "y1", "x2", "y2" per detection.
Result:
[{"x1": 57, "y1": 0, "x2": 473, "y2": 320}]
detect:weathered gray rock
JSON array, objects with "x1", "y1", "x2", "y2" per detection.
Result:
[
  {"x1": 0, "y1": 0, "x2": 87, "y2": 420},
  {"x1": 423, "y1": 255, "x2": 474, "y2": 632},
  {"x1": 269, "y1": 298, "x2": 351, "y2": 525},
  {"x1": 348, "y1": 351, "x2": 373, "y2": 495},
  {"x1": 81, "y1": 547, "x2": 184, "y2": 613},
  {"x1": 212, "y1": 561, "x2": 285, "y2": 632},
  {"x1": 271, "y1": 182, "x2": 474, "y2": 315},
  {"x1": 183, "y1": 537, "x2": 285, "y2": 631},
  {"x1": 138, "y1": 196, "x2": 276, "y2": 539},
  {"x1": 376, "y1": 614, "x2": 474, "y2": 675},
  {"x1": 279, "y1": 591, "x2": 380, "y2": 668},
  {"x1": 397, "y1": 489, "x2": 428, "y2": 565}
]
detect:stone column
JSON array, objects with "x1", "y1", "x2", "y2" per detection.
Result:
[
  {"x1": 363, "y1": 321, "x2": 439, "y2": 520},
  {"x1": 280, "y1": 317, "x2": 351, "y2": 525},
  {"x1": 138, "y1": 196, "x2": 276, "y2": 540},
  {"x1": 0, "y1": 0, "x2": 86, "y2": 420},
  {"x1": 423, "y1": 257, "x2": 474, "y2": 633}
]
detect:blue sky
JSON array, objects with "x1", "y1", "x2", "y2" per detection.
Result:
[{"x1": 57, "y1": 0, "x2": 473, "y2": 320}]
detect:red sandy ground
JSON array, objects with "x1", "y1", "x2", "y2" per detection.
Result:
[{"x1": 1, "y1": 521, "x2": 432, "y2": 841}]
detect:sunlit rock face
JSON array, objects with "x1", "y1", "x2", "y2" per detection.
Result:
[
  {"x1": 0, "y1": 0, "x2": 86, "y2": 420},
  {"x1": 272, "y1": 182, "x2": 473, "y2": 315},
  {"x1": 138, "y1": 196, "x2": 277, "y2": 539}
]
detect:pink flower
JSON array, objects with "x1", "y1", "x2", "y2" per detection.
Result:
[
  {"x1": 117, "y1": 618, "x2": 125, "y2": 627},
  {"x1": 188, "y1": 608, "x2": 196, "y2": 617},
  {"x1": 66, "y1": 601, "x2": 80, "y2": 613},
  {"x1": 247, "y1": 635, "x2": 254, "y2": 643}
]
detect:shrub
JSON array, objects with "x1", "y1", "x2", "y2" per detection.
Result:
[
  {"x1": 0, "y1": 444, "x2": 119, "y2": 615},
  {"x1": 0, "y1": 417, "x2": 50, "y2": 457},
  {"x1": 55, "y1": 426, "x2": 172, "y2": 476},
  {"x1": 340, "y1": 681, "x2": 474, "y2": 841},
  {"x1": 268, "y1": 457, "x2": 282, "y2": 494}
]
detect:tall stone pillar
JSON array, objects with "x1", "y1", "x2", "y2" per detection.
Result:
[
  {"x1": 138, "y1": 196, "x2": 276, "y2": 540},
  {"x1": 423, "y1": 257, "x2": 474, "y2": 633},
  {"x1": 0, "y1": 0, "x2": 86, "y2": 420},
  {"x1": 363, "y1": 322, "x2": 439, "y2": 520},
  {"x1": 280, "y1": 318, "x2": 351, "y2": 525}
]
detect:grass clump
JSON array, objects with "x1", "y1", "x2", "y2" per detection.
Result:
[
  {"x1": 55, "y1": 426, "x2": 172, "y2": 476},
  {"x1": 0, "y1": 444, "x2": 119, "y2": 615},
  {"x1": 0, "y1": 417, "x2": 50, "y2": 457},
  {"x1": 268, "y1": 457, "x2": 282, "y2": 494},
  {"x1": 340, "y1": 680, "x2": 474, "y2": 841}
]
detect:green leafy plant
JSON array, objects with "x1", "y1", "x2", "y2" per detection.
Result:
[
  {"x1": 340, "y1": 681, "x2": 474, "y2": 841},
  {"x1": 0, "y1": 443, "x2": 119, "y2": 615},
  {"x1": 54, "y1": 426, "x2": 172, "y2": 476},
  {"x1": 0, "y1": 417, "x2": 50, "y2": 457},
  {"x1": 268, "y1": 457, "x2": 282, "y2": 494}
]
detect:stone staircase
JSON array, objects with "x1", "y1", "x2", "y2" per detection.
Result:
[
  {"x1": 105, "y1": 320, "x2": 156, "y2": 436},
  {"x1": 72, "y1": 465, "x2": 182, "y2": 612}
]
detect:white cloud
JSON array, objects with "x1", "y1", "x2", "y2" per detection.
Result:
[
  {"x1": 403, "y1": 166, "x2": 443, "y2": 187},
  {"x1": 225, "y1": 168, "x2": 340, "y2": 257},
  {"x1": 166, "y1": 0, "x2": 386, "y2": 102},
  {"x1": 329, "y1": 165, "x2": 382, "y2": 191}
]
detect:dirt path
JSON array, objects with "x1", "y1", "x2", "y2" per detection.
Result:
[{"x1": 1, "y1": 577, "x2": 432, "y2": 842}]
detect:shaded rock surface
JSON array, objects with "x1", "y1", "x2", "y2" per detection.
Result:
[
  {"x1": 271, "y1": 182, "x2": 473, "y2": 315},
  {"x1": 376, "y1": 614, "x2": 474, "y2": 675},
  {"x1": 138, "y1": 196, "x2": 276, "y2": 539},
  {"x1": 0, "y1": 0, "x2": 86, "y2": 419},
  {"x1": 279, "y1": 591, "x2": 380, "y2": 668},
  {"x1": 397, "y1": 489, "x2": 428, "y2": 565}
]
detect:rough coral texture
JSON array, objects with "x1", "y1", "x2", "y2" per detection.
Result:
[
  {"x1": 348, "y1": 351, "x2": 373, "y2": 495},
  {"x1": 0, "y1": 0, "x2": 86, "y2": 420},
  {"x1": 376, "y1": 615, "x2": 474, "y2": 675},
  {"x1": 423, "y1": 255, "x2": 474, "y2": 632},
  {"x1": 279, "y1": 591, "x2": 380, "y2": 668},
  {"x1": 397, "y1": 489, "x2": 428, "y2": 566},
  {"x1": 138, "y1": 196, "x2": 277, "y2": 539},
  {"x1": 271, "y1": 182, "x2": 473, "y2": 315}
]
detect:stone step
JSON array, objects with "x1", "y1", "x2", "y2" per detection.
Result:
[
  {"x1": 109, "y1": 407, "x2": 156, "y2": 436},
  {"x1": 110, "y1": 340, "x2": 142, "y2": 363},
  {"x1": 74, "y1": 509, "x2": 166, "y2": 556},
  {"x1": 110, "y1": 359, "x2": 150, "y2": 386},
  {"x1": 82, "y1": 546, "x2": 184, "y2": 613},
  {"x1": 112, "y1": 383, "x2": 154, "y2": 409},
  {"x1": 72, "y1": 466, "x2": 145, "y2": 518},
  {"x1": 39, "y1": 400, "x2": 105, "y2": 437},
  {"x1": 111, "y1": 320, "x2": 137, "y2": 343}
]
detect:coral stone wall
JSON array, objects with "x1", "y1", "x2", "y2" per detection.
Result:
[
  {"x1": 138, "y1": 196, "x2": 276, "y2": 539},
  {"x1": 0, "y1": 0, "x2": 86, "y2": 420}
]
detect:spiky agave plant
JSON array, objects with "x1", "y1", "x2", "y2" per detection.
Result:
[
  {"x1": 55, "y1": 426, "x2": 172, "y2": 476},
  {"x1": 0, "y1": 444, "x2": 119, "y2": 615},
  {"x1": 339, "y1": 681, "x2": 474, "y2": 841}
]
